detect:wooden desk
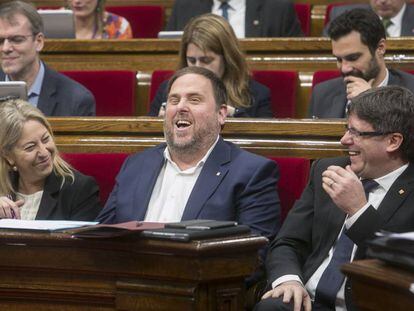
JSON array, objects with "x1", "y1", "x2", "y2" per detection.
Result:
[
  {"x1": 0, "y1": 230, "x2": 266, "y2": 310},
  {"x1": 342, "y1": 259, "x2": 414, "y2": 311},
  {"x1": 49, "y1": 117, "x2": 347, "y2": 159},
  {"x1": 40, "y1": 38, "x2": 414, "y2": 117}
]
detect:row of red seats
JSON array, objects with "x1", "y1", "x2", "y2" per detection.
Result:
[
  {"x1": 65, "y1": 69, "x2": 414, "y2": 118},
  {"x1": 62, "y1": 153, "x2": 310, "y2": 223}
]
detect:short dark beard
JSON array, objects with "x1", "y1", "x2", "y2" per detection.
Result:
[{"x1": 342, "y1": 55, "x2": 381, "y2": 82}]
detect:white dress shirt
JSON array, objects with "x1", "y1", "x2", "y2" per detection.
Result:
[
  {"x1": 381, "y1": 3, "x2": 406, "y2": 37},
  {"x1": 16, "y1": 190, "x2": 43, "y2": 220},
  {"x1": 272, "y1": 163, "x2": 409, "y2": 311},
  {"x1": 212, "y1": 0, "x2": 246, "y2": 38},
  {"x1": 144, "y1": 136, "x2": 219, "y2": 222}
]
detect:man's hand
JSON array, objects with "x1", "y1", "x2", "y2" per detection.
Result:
[
  {"x1": 344, "y1": 76, "x2": 374, "y2": 99},
  {"x1": 261, "y1": 281, "x2": 312, "y2": 311},
  {"x1": 0, "y1": 196, "x2": 24, "y2": 219},
  {"x1": 322, "y1": 165, "x2": 367, "y2": 215}
]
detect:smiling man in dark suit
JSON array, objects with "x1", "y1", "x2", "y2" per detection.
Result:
[
  {"x1": 0, "y1": 1, "x2": 95, "y2": 116},
  {"x1": 309, "y1": 8, "x2": 414, "y2": 119},
  {"x1": 97, "y1": 66, "x2": 281, "y2": 242},
  {"x1": 256, "y1": 85, "x2": 414, "y2": 311},
  {"x1": 166, "y1": 0, "x2": 303, "y2": 38}
]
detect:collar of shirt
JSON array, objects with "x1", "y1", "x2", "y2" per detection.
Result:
[
  {"x1": 382, "y1": 3, "x2": 406, "y2": 37},
  {"x1": 6, "y1": 61, "x2": 45, "y2": 107},
  {"x1": 374, "y1": 162, "x2": 409, "y2": 193},
  {"x1": 378, "y1": 68, "x2": 389, "y2": 87},
  {"x1": 163, "y1": 135, "x2": 220, "y2": 174},
  {"x1": 213, "y1": 0, "x2": 245, "y2": 11}
]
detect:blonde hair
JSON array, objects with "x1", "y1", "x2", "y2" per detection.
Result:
[
  {"x1": 178, "y1": 13, "x2": 251, "y2": 109},
  {"x1": 0, "y1": 99, "x2": 74, "y2": 196}
]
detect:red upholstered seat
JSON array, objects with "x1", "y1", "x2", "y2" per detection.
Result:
[
  {"x1": 106, "y1": 5, "x2": 164, "y2": 38},
  {"x1": 312, "y1": 70, "x2": 341, "y2": 88},
  {"x1": 149, "y1": 70, "x2": 298, "y2": 118},
  {"x1": 61, "y1": 153, "x2": 129, "y2": 206},
  {"x1": 294, "y1": 3, "x2": 311, "y2": 36},
  {"x1": 269, "y1": 157, "x2": 310, "y2": 222},
  {"x1": 252, "y1": 70, "x2": 297, "y2": 118},
  {"x1": 61, "y1": 70, "x2": 136, "y2": 116},
  {"x1": 148, "y1": 70, "x2": 174, "y2": 111}
]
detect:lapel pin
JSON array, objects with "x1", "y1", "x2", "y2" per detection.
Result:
[
  {"x1": 399, "y1": 189, "x2": 405, "y2": 195},
  {"x1": 216, "y1": 172, "x2": 221, "y2": 176},
  {"x1": 253, "y1": 20, "x2": 259, "y2": 26}
]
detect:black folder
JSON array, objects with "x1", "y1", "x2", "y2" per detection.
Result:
[
  {"x1": 367, "y1": 234, "x2": 414, "y2": 271},
  {"x1": 141, "y1": 224, "x2": 251, "y2": 242}
]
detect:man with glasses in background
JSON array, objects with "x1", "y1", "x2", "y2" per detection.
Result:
[
  {"x1": 0, "y1": 1, "x2": 95, "y2": 116},
  {"x1": 256, "y1": 85, "x2": 414, "y2": 311}
]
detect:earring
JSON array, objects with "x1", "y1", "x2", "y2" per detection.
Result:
[{"x1": 12, "y1": 166, "x2": 17, "y2": 171}]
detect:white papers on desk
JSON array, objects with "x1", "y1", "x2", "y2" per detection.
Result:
[{"x1": 0, "y1": 219, "x2": 98, "y2": 231}]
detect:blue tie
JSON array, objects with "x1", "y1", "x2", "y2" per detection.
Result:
[
  {"x1": 313, "y1": 179, "x2": 379, "y2": 310},
  {"x1": 219, "y1": 1, "x2": 230, "y2": 21}
]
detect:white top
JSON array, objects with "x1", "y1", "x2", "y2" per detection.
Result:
[
  {"x1": 212, "y1": 0, "x2": 246, "y2": 38},
  {"x1": 272, "y1": 163, "x2": 409, "y2": 311},
  {"x1": 16, "y1": 190, "x2": 44, "y2": 220},
  {"x1": 381, "y1": 3, "x2": 406, "y2": 37},
  {"x1": 144, "y1": 136, "x2": 219, "y2": 222}
]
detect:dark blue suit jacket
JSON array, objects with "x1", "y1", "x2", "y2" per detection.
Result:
[
  {"x1": 97, "y1": 137, "x2": 281, "y2": 239},
  {"x1": 148, "y1": 79, "x2": 273, "y2": 117},
  {"x1": 0, "y1": 64, "x2": 96, "y2": 116}
]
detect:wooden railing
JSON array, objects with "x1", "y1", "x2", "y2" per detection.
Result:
[
  {"x1": 41, "y1": 38, "x2": 414, "y2": 117},
  {"x1": 50, "y1": 117, "x2": 347, "y2": 159}
]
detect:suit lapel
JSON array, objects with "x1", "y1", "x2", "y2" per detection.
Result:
[
  {"x1": 133, "y1": 146, "x2": 166, "y2": 220},
  {"x1": 35, "y1": 172, "x2": 61, "y2": 220},
  {"x1": 37, "y1": 65, "x2": 58, "y2": 116},
  {"x1": 401, "y1": 5, "x2": 414, "y2": 36},
  {"x1": 181, "y1": 138, "x2": 231, "y2": 220},
  {"x1": 245, "y1": 0, "x2": 263, "y2": 37},
  {"x1": 376, "y1": 164, "x2": 414, "y2": 223}
]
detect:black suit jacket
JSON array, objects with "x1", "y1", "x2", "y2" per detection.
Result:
[
  {"x1": 166, "y1": 0, "x2": 303, "y2": 37},
  {"x1": 265, "y1": 157, "x2": 414, "y2": 310},
  {"x1": 308, "y1": 69, "x2": 414, "y2": 118},
  {"x1": 323, "y1": 4, "x2": 414, "y2": 37},
  {"x1": 0, "y1": 64, "x2": 96, "y2": 116},
  {"x1": 12, "y1": 170, "x2": 101, "y2": 221},
  {"x1": 148, "y1": 79, "x2": 273, "y2": 117}
]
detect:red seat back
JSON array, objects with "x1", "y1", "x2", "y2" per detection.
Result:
[
  {"x1": 269, "y1": 157, "x2": 310, "y2": 222},
  {"x1": 294, "y1": 3, "x2": 311, "y2": 36},
  {"x1": 252, "y1": 70, "x2": 297, "y2": 118},
  {"x1": 149, "y1": 70, "x2": 298, "y2": 118},
  {"x1": 61, "y1": 70, "x2": 136, "y2": 116},
  {"x1": 148, "y1": 70, "x2": 175, "y2": 111},
  {"x1": 312, "y1": 70, "x2": 341, "y2": 88},
  {"x1": 61, "y1": 153, "x2": 129, "y2": 205},
  {"x1": 106, "y1": 5, "x2": 164, "y2": 38}
]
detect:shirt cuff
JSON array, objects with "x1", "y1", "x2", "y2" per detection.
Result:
[
  {"x1": 345, "y1": 202, "x2": 371, "y2": 229},
  {"x1": 271, "y1": 275, "x2": 303, "y2": 289}
]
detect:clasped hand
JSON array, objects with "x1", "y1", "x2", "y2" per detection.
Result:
[
  {"x1": 0, "y1": 196, "x2": 24, "y2": 219},
  {"x1": 322, "y1": 165, "x2": 367, "y2": 216}
]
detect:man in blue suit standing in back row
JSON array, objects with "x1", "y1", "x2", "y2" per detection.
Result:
[{"x1": 97, "y1": 66, "x2": 281, "y2": 242}]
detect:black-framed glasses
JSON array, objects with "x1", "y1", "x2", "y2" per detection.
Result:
[
  {"x1": 0, "y1": 34, "x2": 34, "y2": 46},
  {"x1": 344, "y1": 125, "x2": 392, "y2": 138}
]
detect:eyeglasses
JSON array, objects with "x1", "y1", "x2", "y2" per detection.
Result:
[
  {"x1": 0, "y1": 34, "x2": 34, "y2": 46},
  {"x1": 344, "y1": 125, "x2": 392, "y2": 138}
]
